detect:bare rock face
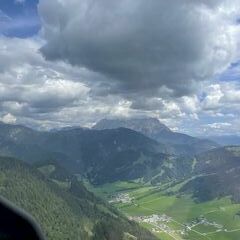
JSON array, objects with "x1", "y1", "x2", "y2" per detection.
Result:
[
  {"x1": 93, "y1": 118, "x2": 170, "y2": 136},
  {"x1": 93, "y1": 118, "x2": 218, "y2": 155}
]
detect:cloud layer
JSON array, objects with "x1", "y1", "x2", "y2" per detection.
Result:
[
  {"x1": 0, "y1": 37, "x2": 144, "y2": 129},
  {"x1": 39, "y1": 0, "x2": 240, "y2": 98},
  {"x1": 0, "y1": 0, "x2": 240, "y2": 135},
  {"x1": 0, "y1": 35, "x2": 240, "y2": 135}
]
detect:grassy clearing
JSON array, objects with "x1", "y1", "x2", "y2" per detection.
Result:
[{"x1": 86, "y1": 180, "x2": 143, "y2": 198}]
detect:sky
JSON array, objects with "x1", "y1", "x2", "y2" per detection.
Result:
[{"x1": 0, "y1": 0, "x2": 240, "y2": 136}]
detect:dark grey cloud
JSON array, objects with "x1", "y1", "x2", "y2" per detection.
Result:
[
  {"x1": 39, "y1": 0, "x2": 239, "y2": 97},
  {"x1": 0, "y1": 36, "x2": 239, "y2": 134}
]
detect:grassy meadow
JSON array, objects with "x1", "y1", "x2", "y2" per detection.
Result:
[{"x1": 92, "y1": 181, "x2": 240, "y2": 240}]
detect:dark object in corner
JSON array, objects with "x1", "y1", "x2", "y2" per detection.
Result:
[{"x1": 0, "y1": 197, "x2": 44, "y2": 240}]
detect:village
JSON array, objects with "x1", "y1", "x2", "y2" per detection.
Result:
[
  {"x1": 130, "y1": 214, "x2": 225, "y2": 237},
  {"x1": 108, "y1": 193, "x2": 134, "y2": 204},
  {"x1": 108, "y1": 193, "x2": 227, "y2": 238}
]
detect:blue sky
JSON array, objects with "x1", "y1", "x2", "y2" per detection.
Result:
[
  {"x1": 0, "y1": 0, "x2": 239, "y2": 136},
  {"x1": 218, "y1": 61, "x2": 240, "y2": 82},
  {"x1": 0, "y1": 0, "x2": 40, "y2": 37}
]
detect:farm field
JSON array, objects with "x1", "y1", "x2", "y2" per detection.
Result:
[{"x1": 93, "y1": 181, "x2": 240, "y2": 240}]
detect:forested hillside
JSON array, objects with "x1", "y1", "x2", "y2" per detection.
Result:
[
  {"x1": 180, "y1": 146, "x2": 240, "y2": 202},
  {"x1": 0, "y1": 156, "x2": 157, "y2": 240}
]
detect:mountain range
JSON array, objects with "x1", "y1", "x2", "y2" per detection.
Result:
[
  {"x1": 0, "y1": 122, "x2": 169, "y2": 184},
  {"x1": 209, "y1": 135, "x2": 240, "y2": 146},
  {"x1": 0, "y1": 119, "x2": 219, "y2": 185},
  {"x1": 0, "y1": 118, "x2": 240, "y2": 239},
  {"x1": 93, "y1": 118, "x2": 219, "y2": 155}
]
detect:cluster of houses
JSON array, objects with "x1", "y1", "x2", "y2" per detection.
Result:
[
  {"x1": 108, "y1": 193, "x2": 226, "y2": 237},
  {"x1": 108, "y1": 193, "x2": 134, "y2": 204},
  {"x1": 184, "y1": 216, "x2": 223, "y2": 231},
  {"x1": 130, "y1": 214, "x2": 172, "y2": 224},
  {"x1": 130, "y1": 213, "x2": 225, "y2": 237},
  {"x1": 131, "y1": 214, "x2": 186, "y2": 235}
]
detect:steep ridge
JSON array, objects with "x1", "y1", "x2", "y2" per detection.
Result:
[
  {"x1": 43, "y1": 128, "x2": 171, "y2": 184},
  {"x1": 0, "y1": 123, "x2": 171, "y2": 184},
  {"x1": 93, "y1": 118, "x2": 218, "y2": 155},
  {"x1": 93, "y1": 118, "x2": 170, "y2": 137},
  {"x1": 180, "y1": 146, "x2": 240, "y2": 202},
  {"x1": 1, "y1": 122, "x2": 238, "y2": 204},
  {"x1": 0, "y1": 156, "x2": 157, "y2": 240}
]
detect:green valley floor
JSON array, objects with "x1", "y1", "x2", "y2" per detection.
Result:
[{"x1": 90, "y1": 181, "x2": 240, "y2": 240}]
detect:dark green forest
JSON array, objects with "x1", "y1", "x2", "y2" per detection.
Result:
[{"x1": 0, "y1": 156, "x2": 156, "y2": 240}]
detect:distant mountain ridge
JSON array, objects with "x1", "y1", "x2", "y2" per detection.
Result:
[
  {"x1": 93, "y1": 118, "x2": 170, "y2": 136},
  {"x1": 0, "y1": 121, "x2": 219, "y2": 185},
  {"x1": 0, "y1": 122, "x2": 171, "y2": 184},
  {"x1": 209, "y1": 135, "x2": 240, "y2": 146},
  {"x1": 93, "y1": 118, "x2": 218, "y2": 155},
  {"x1": 0, "y1": 122, "x2": 240, "y2": 204}
]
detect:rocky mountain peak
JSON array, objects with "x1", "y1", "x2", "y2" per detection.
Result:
[{"x1": 93, "y1": 117, "x2": 171, "y2": 136}]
